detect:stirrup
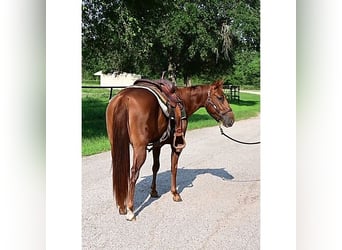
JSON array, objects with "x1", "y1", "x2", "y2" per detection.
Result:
[{"x1": 172, "y1": 132, "x2": 186, "y2": 152}]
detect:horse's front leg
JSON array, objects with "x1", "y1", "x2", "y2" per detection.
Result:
[
  {"x1": 126, "y1": 145, "x2": 147, "y2": 221},
  {"x1": 150, "y1": 146, "x2": 161, "y2": 198},
  {"x1": 170, "y1": 149, "x2": 182, "y2": 202}
]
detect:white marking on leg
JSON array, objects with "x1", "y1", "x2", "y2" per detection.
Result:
[{"x1": 126, "y1": 208, "x2": 135, "y2": 221}]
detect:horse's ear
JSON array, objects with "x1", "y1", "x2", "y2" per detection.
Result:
[{"x1": 213, "y1": 79, "x2": 224, "y2": 89}]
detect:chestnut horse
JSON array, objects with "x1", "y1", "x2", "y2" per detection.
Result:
[{"x1": 106, "y1": 79, "x2": 234, "y2": 220}]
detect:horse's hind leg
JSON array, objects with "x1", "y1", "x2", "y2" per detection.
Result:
[
  {"x1": 126, "y1": 145, "x2": 147, "y2": 221},
  {"x1": 150, "y1": 147, "x2": 161, "y2": 198}
]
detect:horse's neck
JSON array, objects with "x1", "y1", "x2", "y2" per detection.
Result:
[{"x1": 178, "y1": 85, "x2": 209, "y2": 117}]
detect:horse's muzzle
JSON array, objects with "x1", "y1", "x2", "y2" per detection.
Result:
[{"x1": 221, "y1": 113, "x2": 234, "y2": 128}]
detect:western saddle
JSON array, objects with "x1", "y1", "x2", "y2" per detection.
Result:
[{"x1": 133, "y1": 78, "x2": 187, "y2": 152}]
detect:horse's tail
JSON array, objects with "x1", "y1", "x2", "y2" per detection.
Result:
[{"x1": 107, "y1": 98, "x2": 130, "y2": 212}]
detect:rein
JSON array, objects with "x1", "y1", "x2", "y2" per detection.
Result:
[{"x1": 219, "y1": 124, "x2": 260, "y2": 145}]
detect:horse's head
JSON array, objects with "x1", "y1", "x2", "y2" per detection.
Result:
[{"x1": 205, "y1": 80, "x2": 235, "y2": 128}]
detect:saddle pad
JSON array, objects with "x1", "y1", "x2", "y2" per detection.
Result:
[{"x1": 127, "y1": 85, "x2": 169, "y2": 117}]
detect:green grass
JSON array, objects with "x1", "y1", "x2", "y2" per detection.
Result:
[
  {"x1": 82, "y1": 79, "x2": 100, "y2": 85},
  {"x1": 82, "y1": 87, "x2": 113, "y2": 156},
  {"x1": 82, "y1": 87, "x2": 260, "y2": 156}
]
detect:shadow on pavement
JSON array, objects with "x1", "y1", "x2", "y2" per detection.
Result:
[{"x1": 134, "y1": 168, "x2": 234, "y2": 216}]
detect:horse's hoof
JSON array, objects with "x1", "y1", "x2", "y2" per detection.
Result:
[
  {"x1": 126, "y1": 208, "x2": 136, "y2": 221},
  {"x1": 118, "y1": 206, "x2": 127, "y2": 215},
  {"x1": 172, "y1": 194, "x2": 182, "y2": 202},
  {"x1": 150, "y1": 190, "x2": 159, "y2": 198},
  {"x1": 126, "y1": 216, "x2": 136, "y2": 221}
]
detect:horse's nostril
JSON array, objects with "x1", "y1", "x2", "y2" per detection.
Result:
[{"x1": 228, "y1": 120, "x2": 234, "y2": 127}]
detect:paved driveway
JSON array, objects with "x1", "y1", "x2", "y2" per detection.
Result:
[{"x1": 82, "y1": 116, "x2": 260, "y2": 249}]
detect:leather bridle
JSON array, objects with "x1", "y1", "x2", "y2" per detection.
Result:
[
  {"x1": 205, "y1": 89, "x2": 261, "y2": 145},
  {"x1": 205, "y1": 89, "x2": 232, "y2": 122}
]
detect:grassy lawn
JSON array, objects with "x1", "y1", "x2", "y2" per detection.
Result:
[{"x1": 82, "y1": 86, "x2": 260, "y2": 156}]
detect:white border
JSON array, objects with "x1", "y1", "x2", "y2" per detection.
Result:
[
  {"x1": 46, "y1": 0, "x2": 81, "y2": 249},
  {"x1": 261, "y1": 1, "x2": 296, "y2": 249},
  {"x1": 296, "y1": 1, "x2": 342, "y2": 250}
]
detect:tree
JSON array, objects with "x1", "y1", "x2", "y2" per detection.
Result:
[
  {"x1": 227, "y1": 50, "x2": 260, "y2": 86},
  {"x1": 82, "y1": 1, "x2": 152, "y2": 76},
  {"x1": 82, "y1": 0, "x2": 260, "y2": 87}
]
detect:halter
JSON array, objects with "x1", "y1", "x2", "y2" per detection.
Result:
[
  {"x1": 205, "y1": 89, "x2": 232, "y2": 122},
  {"x1": 206, "y1": 89, "x2": 260, "y2": 145}
]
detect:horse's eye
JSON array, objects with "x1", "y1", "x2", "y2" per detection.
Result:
[{"x1": 217, "y1": 95, "x2": 224, "y2": 102}]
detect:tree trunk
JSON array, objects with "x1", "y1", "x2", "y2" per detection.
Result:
[
  {"x1": 168, "y1": 62, "x2": 176, "y2": 83},
  {"x1": 183, "y1": 75, "x2": 192, "y2": 87}
]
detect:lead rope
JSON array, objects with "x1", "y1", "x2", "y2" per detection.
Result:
[{"x1": 219, "y1": 124, "x2": 260, "y2": 145}]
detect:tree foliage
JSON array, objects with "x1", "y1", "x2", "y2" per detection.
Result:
[{"x1": 82, "y1": 0, "x2": 260, "y2": 86}]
